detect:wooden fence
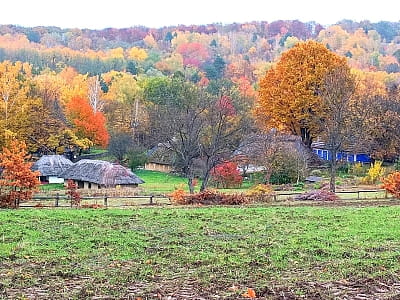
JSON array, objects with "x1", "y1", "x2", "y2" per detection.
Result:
[
  {"x1": 273, "y1": 189, "x2": 390, "y2": 201},
  {"x1": 17, "y1": 189, "x2": 392, "y2": 208},
  {"x1": 20, "y1": 194, "x2": 170, "y2": 208}
]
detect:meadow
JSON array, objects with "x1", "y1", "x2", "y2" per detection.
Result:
[{"x1": 1, "y1": 206, "x2": 400, "y2": 299}]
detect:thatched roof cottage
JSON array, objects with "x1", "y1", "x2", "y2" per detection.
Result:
[
  {"x1": 145, "y1": 143, "x2": 174, "y2": 173},
  {"x1": 32, "y1": 155, "x2": 73, "y2": 184},
  {"x1": 61, "y1": 159, "x2": 144, "y2": 189}
]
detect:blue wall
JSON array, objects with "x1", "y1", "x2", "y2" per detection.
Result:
[{"x1": 313, "y1": 148, "x2": 371, "y2": 163}]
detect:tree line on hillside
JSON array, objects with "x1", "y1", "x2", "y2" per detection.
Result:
[{"x1": 0, "y1": 20, "x2": 399, "y2": 79}]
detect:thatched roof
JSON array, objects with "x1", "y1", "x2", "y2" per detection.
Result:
[
  {"x1": 147, "y1": 143, "x2": 174, "y2": 165},
  {"x1": 60, "y1": 159, "x2": 144, "y2": 186},
  {"x1": 234, "y1": 133, "x2": 324, "y2": 167},
  {"x1": 32, "y1": 155, "x2": 73, "y2": 177}
]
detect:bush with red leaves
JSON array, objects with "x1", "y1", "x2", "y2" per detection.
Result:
[
  {"x1": 66, "y1": 180, "x2": 81, "y2": 207},
  {"x1": 211, "y1": 161, "x2": 243, "y2": 188},
  {"x1": 183, "y1": 190, "x2": 247, "y2": 205}
]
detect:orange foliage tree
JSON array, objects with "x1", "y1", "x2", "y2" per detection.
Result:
[
  {"x1": 0, "y1": 140, "x2": 40, "y2": 208},
  {"x1": 382, "y1": 172, "x2": 400, "y2": 199},
  {"x1": 255, "y1": 41, "x2": 348, "y2": 147},
  {"x1": 66, "y1": 96, "x2": 109, "y2": 147}
]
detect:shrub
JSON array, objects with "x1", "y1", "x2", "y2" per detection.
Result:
[
  {"x1": 172, "y1": 190, "x2": 247, "y2": 205},
  {"x1": 350, "y1": 162, "x2": 366, "y2": 177},
  {"x1": 313, "y1": 181, "x2": 329, "y2": 190},
  {"x1": 66, "y1": 180, "x2": 81, "y2": 207},
  {"x1": 269, "y1": 171, "x2": 294, "y2": 185},
  {"x1": 127, "y1": 148, "x2": 148, "y2": 170},
  {"x1": 246, "y1": 184, "x2": 274, "y2": 202},
  {"x1": 294, "y1": 190, "x2": 339, "y2": 201},
  {"x1": 310, "y1": 169, "x2": 322, "y2": 177},
  {"x1": 395, "y1": 158, "x2": 400, "y2": 171},
  {"x1": 268, "y1": 148, "x2": 308, "y2": 184},
  {"x1": 293, "y1": 182, "x2": 305, "y2": 191},
  {"x1": 168, "y1": 188, "x2": 186, "y2": 205},
  {"x1": 337, "y1": 163, "x2": 350, "y2": 174},
  {"x1": 211, "y1": 161, "x2": 243, "y2": 188},
  {"x1": 382, "y1": 172, "x2": 400, "y2": 198},
  {"x1": 361, "y1": 161, "x2": 385, "y2": 184}
]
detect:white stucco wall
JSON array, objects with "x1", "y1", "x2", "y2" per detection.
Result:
[{"x1": 49, "y1": 176, "x2": 64, "y2": 184}]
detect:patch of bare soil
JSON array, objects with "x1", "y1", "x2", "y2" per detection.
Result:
[
  {"x1": 259, "y1": 276, "x2": 400, "y2": 299},
  {"x1": 2, "y1": 260, "x2": 400, "y2": 299}
]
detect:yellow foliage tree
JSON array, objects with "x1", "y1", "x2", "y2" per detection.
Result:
[
  {"x1": 0, "y1": 61, "x2": 33, "y2": 147},
  {"x1": 362, "y1": 161, "x2": 385, "y2": 184},
  {"x1": 107, "y1": 47, "x2": 124, "y2": 59},
  {"x1": 255, "y1": 41, "x2": 349, "y2": 147},
  {"x1": 127, "y1": 47, "x2": 148, "y2": 61},
  {"x1": 143, "y1": 34, "x2": 158, "y2": 49}
]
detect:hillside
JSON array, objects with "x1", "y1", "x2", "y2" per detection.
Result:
[{"x1": 0, "y1": 20, "x2": 399, "y2": 81}]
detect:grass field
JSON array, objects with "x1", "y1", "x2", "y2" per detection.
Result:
[
  {"x1": 134, "y1": 169, "x2": 263, "y2": 194},
  {"x1": 1, "y1": 206, "x2": 400, "y2": 298},
  {"x1": 134, "y1": 169, "x2": 189, "y2": 194}
]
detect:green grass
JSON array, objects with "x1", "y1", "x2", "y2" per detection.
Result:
[
  {"x1": 1, "y1": 206, "x2": 400, "y2": 298},
  {"x1": 134, "y1": 169, "x2": 194, "y2": 194},
  {"x1": 39, "y1": 183, "x2": 64, "y2": 191},
  {"x1": 87, "y1": 148, "x2": 108, "y2": 155},
  {"x1": 134, "y1": 169, "x2": 256, "y2": 194}
]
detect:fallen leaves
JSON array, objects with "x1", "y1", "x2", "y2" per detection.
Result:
[{"x1": 242, "y1": 288, "x2": 256, "y2": 298}]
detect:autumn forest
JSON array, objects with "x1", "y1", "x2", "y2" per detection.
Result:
[{"x1": 1, "y1": 20, "x2": 400, "y2": 188}]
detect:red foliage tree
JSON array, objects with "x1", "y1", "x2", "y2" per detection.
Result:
[
  {"x1": 176, "y1": 42, "x2": 209, "y2": 67},
  {"x1": 66, "y1": 96, "x2": 109, "y2": 147},
  {"x1": 211, "y1": 161, "x2": 243, "y2": 188},
  {"x1": 0, "y1": 140, "x2": 40, "y2": 208},
  {"x1": 66, "y1": 179, "x2": 81, "y2": 207},
  {"x1": 216, "y1": 95, "x2": 236, "y2": 116}
]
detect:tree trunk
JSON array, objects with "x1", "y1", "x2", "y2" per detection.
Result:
[
  {"x1": 264, "y1": 168, "x2": 272, "y2": 184},
  {"x1": 188, "y1": 177, "x2": 195, "y2": 194},
  {"x1": 329, "y1": 149, "x2": 337, "y2": 192},
  {"x1": 300, "y1": 127, "x2": 313, "y2": 148},
  {"x1": 200, "y1": 170, "x2": 211, "y2": 192}
]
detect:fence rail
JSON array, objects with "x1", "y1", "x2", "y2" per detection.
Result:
[
  {"x1": 20, "y1": 194, "x2": 170, "y2": 208},
  {"x1": 273, "y1": 189, "x2": 389, "y2": 201},
  {"x1": 17, "y1": 189, "x2": 392, "y2": 208}
]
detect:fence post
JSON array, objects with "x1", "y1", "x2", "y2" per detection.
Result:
[
  {"x1": 104, "y1": 194, "x2": 108, "y2": 207},
  {"x1": 149, "y1": 195, "x2": 154, "y2": 205},
  {"x1": 357, "y1": 191, "x2": 360, "y2": 200},
  {"x1": 273, "y1": 194, "x2": 277, "y2": 202},
  {"x1": 55, "y1": 193, "x2": 59, "y2": 207},
  {"x1": 385, "y1": 190, "x2": 388, "y2": 199}
]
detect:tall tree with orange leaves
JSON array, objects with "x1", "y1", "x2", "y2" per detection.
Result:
[
  {"x1": 0, "y1": 140, "x2": 40, "y2": 208},
  {"x1": 66, "y1": 96, "x2": 109, "y2": 148},
  {"x1": 255, "y1": 41, "x2": 349, "y2": 147}
]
